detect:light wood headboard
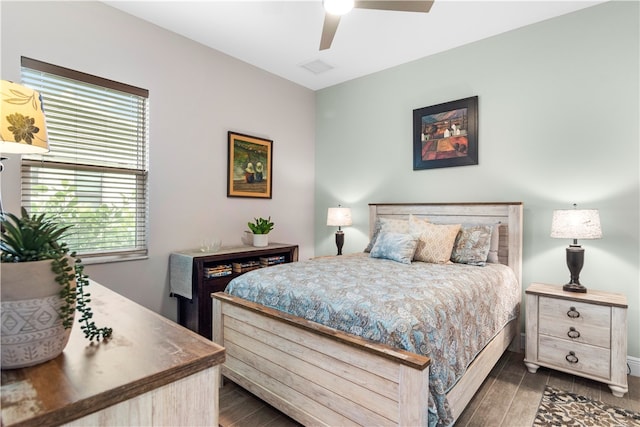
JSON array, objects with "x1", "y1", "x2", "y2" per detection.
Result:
[{"x1": 368, "y1": 202, "x2": 524, "y2": 286}]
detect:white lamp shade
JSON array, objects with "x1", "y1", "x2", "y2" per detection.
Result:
[
  {"x1": 327, "y1": 207, "x2": 352, "y2": 227},
  {"x1": 550, "y1": 209, "x2": 602, "y2": 240},
  {"x1": 1, "y1": 80, "x2": 49, "y2": 154}
]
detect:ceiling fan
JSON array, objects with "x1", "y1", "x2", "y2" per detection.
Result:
[{"x1": 320, "y1": 0, "x2": 434, "y2": 50}]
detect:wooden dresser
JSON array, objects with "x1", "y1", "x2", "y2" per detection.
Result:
[
  {"x1": 524, "y1": 282, "x2": 628, "y2": 397},
  {"x1": 1, "y1": 281, "x2": 225, "y2": 426}
]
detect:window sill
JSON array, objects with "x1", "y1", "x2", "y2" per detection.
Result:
[{"x1": 80, "y1": 253, "x2": 149, "y2": 265}]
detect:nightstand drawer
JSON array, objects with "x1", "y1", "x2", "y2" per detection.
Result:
[
  {"x1": 538, "y1": 334, "x2": 610, "y2": 379},
  {"x1": 538, "y1": 296, "x2": 610, "y2": 347}
]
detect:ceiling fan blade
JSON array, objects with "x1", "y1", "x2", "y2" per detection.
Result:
[
  {"x1": 354, "y1": 0, "x2": 434, "y2": 13},
  {"x1": 320, "y1": 13, "x2": 341, "y2": 50}
]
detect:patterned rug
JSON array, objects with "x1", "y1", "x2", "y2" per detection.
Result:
[{"x1": 533, "y1": 386, "x2": 640, "y2": 426}]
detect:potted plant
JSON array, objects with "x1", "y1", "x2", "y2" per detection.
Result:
[
  {"x1": 247, "y1": 216, "x2": 274, "y2": 247},
  {"x1": 1, "y1": 208, "x2": 112, "y2": 369}
]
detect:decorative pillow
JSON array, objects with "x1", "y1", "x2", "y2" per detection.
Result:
[
  {"x1": 364, "y1": 217, "x2": 410, "y2": 252},
  {"x1": 364, "y1": 220, "x2": 382, "y2": 252},
  {"x1": 408, "y1": 214, "x2": 430, "y2": 237},
  {"x1": 412, "y1": 222, "x2": 461, "y2": 264},
  {"x1": 486, "y1": 223, "x2": 500, "y2": 264},
  {"x1": 450, "y1": 224, "x2": 493, "y2": 266},
  {"x1": 369, "y1": 232, "x2": 418, "y2": 265}
]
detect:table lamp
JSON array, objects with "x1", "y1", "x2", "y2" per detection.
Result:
[
  {"x1": 327, "y1": 205, "x2": 352, "y2": 255},
  {"x1": 550, "y1": 204, "x2": 602, "y2": 293},
  {"x1": 1, "y1": 80, "x2": 50, "y2": 213}
]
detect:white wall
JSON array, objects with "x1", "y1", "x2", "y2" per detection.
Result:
[
  {"x1": 315, "y1": 1, "x2": 640, "y2": 358},
  {"x1": 1, "y1": 1, "x2": 316, "y2": 320}
]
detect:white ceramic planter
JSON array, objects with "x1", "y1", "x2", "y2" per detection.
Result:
[
  {"x1": 1, "y1": 259, "x2": 76, "y2": 369},
  {"x1": 252, "y1": 234, "x2": 269, "y2": 247}
]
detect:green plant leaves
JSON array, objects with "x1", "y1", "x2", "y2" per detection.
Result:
[
  {"x1": 1, "y1": 208, "x2": 112, "y2": 341},
  {"x1": 247, "y1": 216, "x2": 274, "y2": 234}
]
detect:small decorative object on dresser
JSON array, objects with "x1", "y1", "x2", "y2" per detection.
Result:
[
  {"x1": 247, "y1": 216, "x2": 274, "y2": 247},
  {"x1": 524, "y1": 282, "x2": 628, "y2": 397},
  {"x1": 1, "y1": 209, "x2": 112, "y2": 369}
]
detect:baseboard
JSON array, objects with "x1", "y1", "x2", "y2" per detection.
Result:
[
  {"x1": 520, "y1": 332, "x2": 639, "y2": 377},
  {"x1": 628, "y1": 356, "x2": 640, "y2": 377}
]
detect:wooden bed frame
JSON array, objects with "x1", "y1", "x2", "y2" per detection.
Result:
[{"x1": 213, "y1": 202, "x2": 523, "y2": 426}]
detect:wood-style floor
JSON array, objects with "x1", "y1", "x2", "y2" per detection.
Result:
[{"x1": 220, "y1": 350, "x2": 640, "y2": 426}]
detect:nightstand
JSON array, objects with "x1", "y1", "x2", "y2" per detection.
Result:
[{"x1": 524, "y1": 283, "x2": 628, "y2": 397}]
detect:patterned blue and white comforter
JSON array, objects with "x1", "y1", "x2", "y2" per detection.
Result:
[{"x1": 225, "y1": 253, "x2": 520, "y2": 427}]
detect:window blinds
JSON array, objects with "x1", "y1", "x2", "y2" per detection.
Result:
[{"x1": 21, "y1": 57, "x2": 149, "y2": 260}]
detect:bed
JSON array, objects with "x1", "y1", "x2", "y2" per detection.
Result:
[{"x1": 212, "y1": 202, "x2": 523, "y2": 427}]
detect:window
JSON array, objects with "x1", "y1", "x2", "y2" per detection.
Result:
[{"x1": 20, "y1": 57, "x2": 149, "y2": 261}]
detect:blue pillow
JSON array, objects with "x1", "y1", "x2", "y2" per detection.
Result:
[{"x1": 369, "y1": 232, "x2": 418, "y2": 265}]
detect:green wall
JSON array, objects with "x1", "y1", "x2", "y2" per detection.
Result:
[{"x1": 315, "y1": 1, "x2": 640, "y2": 359}]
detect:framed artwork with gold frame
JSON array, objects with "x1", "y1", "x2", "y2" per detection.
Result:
[{"x1": 227, "y1": 131, "x2": 273, "y2": 198}]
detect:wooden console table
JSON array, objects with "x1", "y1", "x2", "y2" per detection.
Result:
[
  {"x1": 170, "y1": 243, "x2": 298, "y2": 339},
  {"x1": 1, "y1": 281, "x2": 225, "y2": 427}
]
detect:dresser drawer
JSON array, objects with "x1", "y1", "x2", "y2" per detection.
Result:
[
  {"x1": 538, "y1": 296, "x2": 610, "y2": 348},
  {"x1": 538, "y1": 334, "x2": 610, "y2": 379}
]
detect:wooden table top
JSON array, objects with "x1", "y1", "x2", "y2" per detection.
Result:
[
  {"x1": 1, "y1": 281, "x2": 225, "y2": 427},
  {"x1": 173, "y1": 242, "x2": 298, "y2": 259},
  {"x1": 526, "y1": 282, "x2": 628, "y2": 308}
]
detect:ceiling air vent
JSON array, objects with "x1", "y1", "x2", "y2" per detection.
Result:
[{"x1": 300, "y1": 59, "x2": 333, "y2": 75}]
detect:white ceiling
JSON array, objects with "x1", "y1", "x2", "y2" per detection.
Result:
[{"x1": 103, "y1": 0, "x2": 605, "y2": 91}]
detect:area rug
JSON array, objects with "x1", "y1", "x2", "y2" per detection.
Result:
[{"x1": 533, "y1": 385, "x2": 640, "y2": 426}]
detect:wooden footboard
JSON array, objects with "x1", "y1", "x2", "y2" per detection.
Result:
[
  {"x1": 212, "y1": 293, "x2": 431, "y2": 426},
  {"x1": 213, "y1": 293, "x2": 517, "y2": 426}
]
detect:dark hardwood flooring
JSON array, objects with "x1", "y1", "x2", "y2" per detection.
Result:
[{"x1": 219, "y1": 351, "x2": 640, "y2": 426}]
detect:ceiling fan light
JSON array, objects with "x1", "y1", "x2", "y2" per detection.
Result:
[{"x1": 323, "y1": 0, "x2": 354, "y2": 16}]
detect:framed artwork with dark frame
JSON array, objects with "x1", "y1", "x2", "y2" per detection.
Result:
[
  {"x1": 227, "y1": 131, "x2": 273, "y2": 198},
  {"x1": 413, "y1": 96, "x2": 478, "y2": 170}
]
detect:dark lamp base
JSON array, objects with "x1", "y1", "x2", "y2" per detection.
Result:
[
  {"x1": 335, "y1": 230, "x2": 345, "y2": 256},
  {"x1": 563, "y1": 245, "x2": 587, "y2": 293},
  {"x1": 563, "y1": 283, "x2": 587, "y2": 293}
]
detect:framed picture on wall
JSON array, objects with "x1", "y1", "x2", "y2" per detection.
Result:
[
  {"x1": 227, "y1": 131, "x2": 273, "y2": 198},
  {"x1": 413, "y1": 96, "x2": 478, "y2": 170}
]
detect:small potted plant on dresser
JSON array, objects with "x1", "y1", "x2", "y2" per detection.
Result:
[
  {"x1": 1, "y1": 208, "x2": 113, "y2": 369},
  {"x1": 247, "y1": 216, "x2": 274, "y2": 247}
]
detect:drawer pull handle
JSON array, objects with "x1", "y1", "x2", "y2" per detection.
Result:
[
  {"x1": 567, "y1": 327, "x2": 580, "y2": 339},
  {"x1": 567, "y1": 307, "x2": 580, "y2": 318},
  {"x1": 565, "y1": 351, "x2": 579, "y2": 364}
]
